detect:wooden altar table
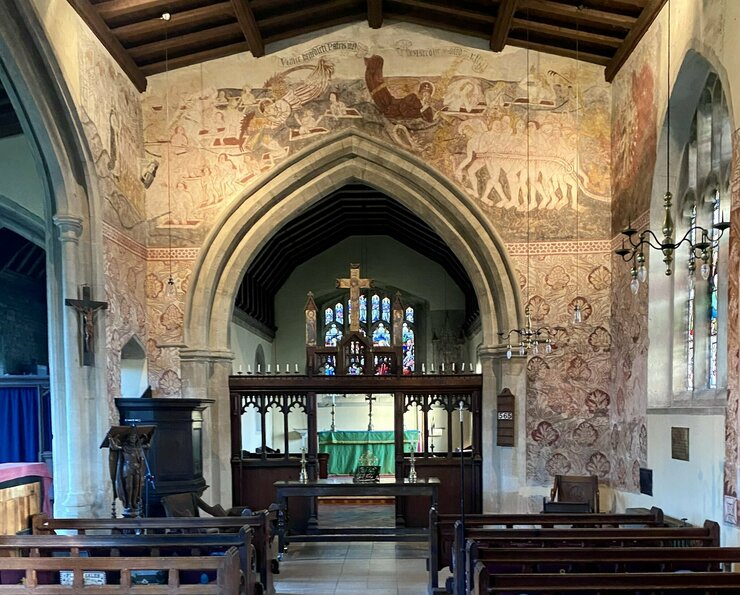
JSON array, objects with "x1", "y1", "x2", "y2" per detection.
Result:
[{"x1": 274, "y1": 477, "x2": 439, "y2": 553}]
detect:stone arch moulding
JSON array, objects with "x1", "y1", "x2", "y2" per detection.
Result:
[
  {"x1": 182, "y1": 130, "x2": 522, "y2": 505},
  {"x1": 185, "y1": 129, "x2": 521, "y2": 355},
  {"x1": 0, "y1": 0, "x2": 109, "y2": 518}
]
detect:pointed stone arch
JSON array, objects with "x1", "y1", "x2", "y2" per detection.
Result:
[
  {"x1": 183, "y1": 130, "x2": 522, "y2": 504},
  {"x1": 0, "y1": 1, "x2": 108, "y2": 516}
]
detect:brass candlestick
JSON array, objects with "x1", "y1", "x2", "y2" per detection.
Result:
[
  {"x1": 408, "y1": 443, "x2": 417, "y2": 483},
  {"x1": 299, "y1": 447, "x2": 308, "y2": 483}
]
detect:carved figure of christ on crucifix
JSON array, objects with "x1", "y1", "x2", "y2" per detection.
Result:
[
  {"x1": 337, "y1": 264, "x2": 373, "y2": 332},
  {"x1": 65, "y1": 285, "x2": 108, "y2": 366}
]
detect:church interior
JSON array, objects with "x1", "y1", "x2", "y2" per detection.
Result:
[{"x1": 3, "y1": 0, "x2": 740, "y2": 592}]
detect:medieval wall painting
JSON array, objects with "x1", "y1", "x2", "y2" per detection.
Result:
[{"x1": 63, "y1": 23, "x2": 618, "y2": 489}]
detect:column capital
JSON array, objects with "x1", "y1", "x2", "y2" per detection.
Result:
[
  {"x1": 53, "y1": 214, "x2": 83, "y2": 243},
  {"x1": 179, "y1": 347, "x2": 235, "y2": 363},
  {"x1": 478, "y1": 345, "x2": 519, "y2": 361}
]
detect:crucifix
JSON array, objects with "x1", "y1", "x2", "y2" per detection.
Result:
[
  {"x1": 337, "y1": 264, "x2": 373, "y2": 332},
  {"x1": 365, "y1": 394, "x2": 376, "y2": 431},
  {"x1": 65, "y1": 285, "x2": 108, "y2": 366}
]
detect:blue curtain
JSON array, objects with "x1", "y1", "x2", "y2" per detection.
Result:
[{"x1": 0, "y1": 387, "x2": 40, "y2": 463}]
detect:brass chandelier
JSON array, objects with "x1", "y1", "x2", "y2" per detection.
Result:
[{"x1": 614, "y1": 0, "x2": 729, "y2": 293}]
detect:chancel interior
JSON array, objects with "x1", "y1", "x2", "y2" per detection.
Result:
[{"x1": 4, "y1": 0, "x2": 740, "y2": 592}]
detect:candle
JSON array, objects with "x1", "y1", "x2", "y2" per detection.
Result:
[
  {"x1": 470, "y1": 362, "x2": 474, "y2": 373},
  {"x1": 238, "y1": 365, "x2": 243, "y2": 374},
  {"x1": 441, "y1": 363, "x2": 445, "y2": 373},
  {"x1": 430, "y1": 363, "x2": 435, "y2": 373},
  {"x1": 286, "y1": 363, "x2": 290, "y2": 374},
  {"x1": 461, "y1": 362, "x2": 465, "y2": 372},
  {"x1": 247, "y1": 365, "x2": 252, "y2": 374},
  {"x1": 257, "y1": 364, "x2": 261, "y2": 373},
  {"x1": 452, "y1": 362, "x2": 456, "y2": 373},
  {"x1": 267, "y1": 364, "x2": 271, "y2": 374},
  {"x1": 295, "y1": 363, "x2": 299, "y2": 373},
  {"x1": 422, "y1": 363, "x2": 426, "y2": 374},
  {"x1": 276, "y1": 364, "x2": 280, "y2": 374}
]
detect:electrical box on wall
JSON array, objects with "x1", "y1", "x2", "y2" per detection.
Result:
[{"x1": 496, "y1": 388, "x2": 515, "y2": 447}]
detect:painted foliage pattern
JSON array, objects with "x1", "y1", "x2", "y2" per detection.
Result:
[
  {"x1": 518, "y1": 251, "x2": 614, "y2": 484},
  {"x1": 79, "y1": 29, "x2": 149, "y2": 420},
  {"x1": 608, "y1": 26, "x2": 659, "y2": 492},
  {"x1": 723, "y1": 128, "x2": 740, "y2": 524}
]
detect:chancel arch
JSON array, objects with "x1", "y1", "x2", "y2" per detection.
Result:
[{"x1": 183, "y1": 130, "x2": 522, "y2": 507}]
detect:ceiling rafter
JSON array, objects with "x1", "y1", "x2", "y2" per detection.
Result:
[
  {"x1": 70, "y1": 0, "x2": 661, "y2": 91},
  {"x1": 230, "y1": 0, "x2": 265, "y2": 57},
  {"x1": 368, "y1": 0, "x2": 383, "y2": 28},
  {"x1": 604, "y1": 0, "x2": 667, "y2": 82},
  {"x1": 490, "y1": 0, "x2": 518, "y2": 52},
  {"x1": 67, "y1": 0, "x2": 148, "y2": 92},
  {"x1": 519, "y1": 0, "x2": 636, "y2": 30}
]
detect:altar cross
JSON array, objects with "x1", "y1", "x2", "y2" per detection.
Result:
[
  {"x1": 65, "y1": 285, "x2": 108, "y2": 366},
  {"x1": 337, "y1": 264, "x2": 373, "y2": 332}
]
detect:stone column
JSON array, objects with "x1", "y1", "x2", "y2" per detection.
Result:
[
  {"x1": 479, "y1": 346, "x2": 527, "y2": 512},
  {"x1": 53, "y1": 214, "x2": 94, "y2": 517},
  {"x1": 180, "y1": 348, "x2": 234, "y2": 506}
]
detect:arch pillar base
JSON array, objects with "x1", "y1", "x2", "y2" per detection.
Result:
[
  {"x1": 180, "y1": 348, "x2": 234, "y2": 506},
  {"x1": 480, "y1": 346, "x2": 528, "y2": 512}
]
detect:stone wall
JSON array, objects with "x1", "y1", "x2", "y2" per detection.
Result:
[{"x1": 0, "y1": 271, "x2": 47, "y2": 375}]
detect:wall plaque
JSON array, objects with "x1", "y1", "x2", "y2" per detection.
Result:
[{"x1": 671, "y1": 427, "x2": 689, "y2": 461}]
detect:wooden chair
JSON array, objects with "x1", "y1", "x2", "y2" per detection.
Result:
[
  {"x1": 549, "y1": 475, "x2": 599, "y2": 512},
  {"x1": 162, "y1": 492, "x2": 251, "y2": 518}
]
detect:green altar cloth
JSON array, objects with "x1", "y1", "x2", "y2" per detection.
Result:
[{"x1": 318, "y1": 430, "x2": 420, "y2": 475}]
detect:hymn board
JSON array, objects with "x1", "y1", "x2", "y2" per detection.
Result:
[{"x1": 229, "y1": 265, "x2": 483, "y2": 529}]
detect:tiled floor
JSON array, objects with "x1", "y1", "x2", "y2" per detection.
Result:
[
  {"x1": 274, "y1": 503, "x2": 431, "y2": 594},
  {"x1": 275, "y1": 541, "x2": 429, "y2": 594}
]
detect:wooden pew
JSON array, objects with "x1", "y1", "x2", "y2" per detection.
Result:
[
  {"x1": 454, "y1": 519, "x2": 720, "y2": 595},
  {"x1": 0, "y1": 546, "x2": 242, "y2": 592},
  {"x1": 32, "y1": 512, "x2": 277, "y2": 595},
  {"x1": 0, "y1": 531, "x2": 255, "y2": 594},
  {"x1": 474, "y1": 570, "x2": 740, "y2": 593},
  {"x1": 427, "y1": 506, "x2": 665, "y2": 594}
]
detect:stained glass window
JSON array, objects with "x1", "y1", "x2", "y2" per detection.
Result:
[
  {"x1": 371, "y1": 294, "x2": 380, "y2": 323},
  {"x1": 325, "y1": 323, "x2": 342, "y2": 346},
  {"x1": 674, "y1": 74, "x2": 729, "y2": 394},
  {"x1": 320, "y1": 290, "x2": 419, "y2": 374},
  {"x1": 709, "y1": 189, "x2": 720, "y2": 388},
  {"x1": 335, "y1": 302, "x2": 344, "y2": 325},
  {"x1": 686, "y1": 200, "x2": 697, "y2": 392},
  {"x1": 402, "y1": 322, "x2": 415, "y2": 374},
  {"x1": 359, "y1": 295, "x2": 367, "y2": 323},
  {"x1": 372, "y1": 322, "x2": 391, "y2": 346}
]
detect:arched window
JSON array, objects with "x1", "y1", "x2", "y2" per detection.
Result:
[
  {"x1": 319, "y1": 289, "x2": 418, "y2": 374},
  {"x1": 673, "y1": 74, "x2": 730, "y2": 393}
]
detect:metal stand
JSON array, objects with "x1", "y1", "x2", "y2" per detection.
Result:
[
  {"x1": 457, "y1": 401, "x2": 466, "y2": 595},
  {"x1": 408, "y1": 444, "x2": 417, "y2": 482},
  {"x1": 299, "y1": 447, "x2": 308, "y2": 483}
]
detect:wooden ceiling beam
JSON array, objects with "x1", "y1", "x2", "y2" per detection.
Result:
[
  {"x1": 389, "y1": 0, "x2": 495, "y2": 24},
  {"x1": 67, "y1": 0, "x2": 148, "y2": 92},
  {"x1": 490, "y1": 0, "x2": 517, "y2": 52},
  {"x1": 260, "y1": 0, "x2": 360, "y2": 30},
  {"x1": 112, "y1": 3, "x2": 235, "y2": 45},
  {"x1": 519, "y1": 0, "x2": 636, "y2": 30},
  {"x1": 140, "y1": 41, "x2": 250, "y2": 75},
  {"x1": 368, "y1": 0, "x2": 383, "y2": 28},
  {"x1": 383, "y1": 11, "x2": 490, "y2": 40},
  {"x1": 604, "y1": 0, "x2": 667, "y2": 82},
  {"x1": 128, "y1": 23, "x2": 244, "y2": 62},
  {"x1": 230, "y1": 0, "x2": 265, "y2": 57},
  {"x1": 511, "y1": 18, "x2": 624, "y2": 48},
  {"x1": 96, "y1": 0, "x2": 198, "y2": 23},
  {"x1": 507, "y1": 37, "x2": 611, "y2": 66}
]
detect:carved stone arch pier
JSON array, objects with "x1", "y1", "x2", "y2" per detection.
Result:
[
  {"x1": 183, "y1": 130, "x2": 525, "y2": 508},
  {"x1": 0, "y1": 1, "x2": 109, "y2": 517}
]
